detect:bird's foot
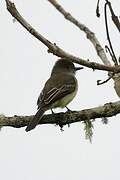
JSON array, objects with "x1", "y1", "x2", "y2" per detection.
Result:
[
  {"x1": 65, "y1": 106, "x2": 72, "y2": 112},
  {"x1": 65, "y1": 106, "x2": 74, "y2": 128},
  {"x1": 51, "y1": 108, "x2": 55, "y2": 115}
]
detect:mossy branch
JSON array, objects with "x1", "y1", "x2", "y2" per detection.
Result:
[{"x1": 0, "y1": 101, "x2": 120, "y2": 130}]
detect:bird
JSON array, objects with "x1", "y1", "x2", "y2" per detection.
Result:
[{"x1": 25, "y1": 59, "x2": 83, "y2": 132}]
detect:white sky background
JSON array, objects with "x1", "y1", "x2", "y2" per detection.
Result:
[{"x1": 0, "y1": 0, "x2": 120, "y2": 179}]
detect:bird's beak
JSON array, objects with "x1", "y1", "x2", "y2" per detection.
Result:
[{"x1": 75, "y1": 67, "x2": 83, "y2": 71}]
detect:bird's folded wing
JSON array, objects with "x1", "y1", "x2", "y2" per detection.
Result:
[
  {"x1": 37, "y1": 74, "x2": 76, "y2": 108},
  {"x1": 44, "y1": 84, "x2": 75, "y2": 105}
]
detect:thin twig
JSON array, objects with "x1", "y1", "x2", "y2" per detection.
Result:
[
  {"x1": 96, "y1": 0, "x2": 100, "y2": 17},
  {"x1": 104, "y1": 2, "x2": 118, "y2": 65},
  {"x1": 105, "y1": 0, "x2": 120, "y2": 32},
  {"x1": 105, "y1": 45, "x2": 113, "y2": 59},
  {"x1": 97, "y1": 74, "x2": 113, "y2": 85}
]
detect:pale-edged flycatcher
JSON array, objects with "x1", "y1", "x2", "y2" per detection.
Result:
[{"x1": 25, "y1": 59, "x2": 83, "y2": 132}]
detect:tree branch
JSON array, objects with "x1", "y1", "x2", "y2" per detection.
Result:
[
  {"x1": 48, "y1": 0, "x2": 110, "y2": 65},
  {"x1": 1, "y1": 101, "x2": 120, "y2": 129},
  {"x1": 5, "y1": 0, "x2": 120, "y2": 73}
]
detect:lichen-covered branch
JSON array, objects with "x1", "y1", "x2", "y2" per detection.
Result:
[
  {"x1": 1, "y1": 101, "x2": 120, "y2": 129},
  {"x1": 48, "y1": 0, "x2": 110, "y2": 65},
  {"x1": 5, "y1": 0, "x2": 120, "y2": 73}
]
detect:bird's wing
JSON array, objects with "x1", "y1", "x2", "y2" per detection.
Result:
[{"x1": 37, "y1": 74, "x2": 76, "y2": 108}]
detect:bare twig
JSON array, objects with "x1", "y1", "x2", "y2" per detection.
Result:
[
  {"x1": 0, "y1": 101, "x2": 120, "y2": 129},
  {"x1": 97, "y1": 74, "x2": 113, "y2": 85},
  {"x1": 104, "y1": 2, "x2": 118, "y2": 65},
  {"x1": 105, "y1": 45, "x2": 114, "y2": 59},
  {"x1": 105, "y1": 0, "x2": 120, "y2": 32},
  {"x1": 5, "y1": 0, "x2": 120, "y2": 73},
  {"x1": 96, "y1": 0, "x2": 100, "y2": 17}
]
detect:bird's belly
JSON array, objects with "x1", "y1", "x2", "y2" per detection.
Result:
[{"x1": 51, "y1": 90, "x2": 77, "y2": 109}]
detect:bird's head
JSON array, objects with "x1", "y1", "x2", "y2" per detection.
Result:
[{"x1": 51, "y1": 59, "x2": 83, "y2": 75}]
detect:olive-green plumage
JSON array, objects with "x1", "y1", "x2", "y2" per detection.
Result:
[{"x1": 25, "y1": 59, "x2": 83, "y2": 132}]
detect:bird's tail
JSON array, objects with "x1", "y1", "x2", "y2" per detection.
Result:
[{"x1": 25, "y1": 109, "x2": 45, "y2": 132}]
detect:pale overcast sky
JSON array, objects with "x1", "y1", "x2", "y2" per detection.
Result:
[{"x1": 0, "y1": 0, "x2": 120, "y2": 180}]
